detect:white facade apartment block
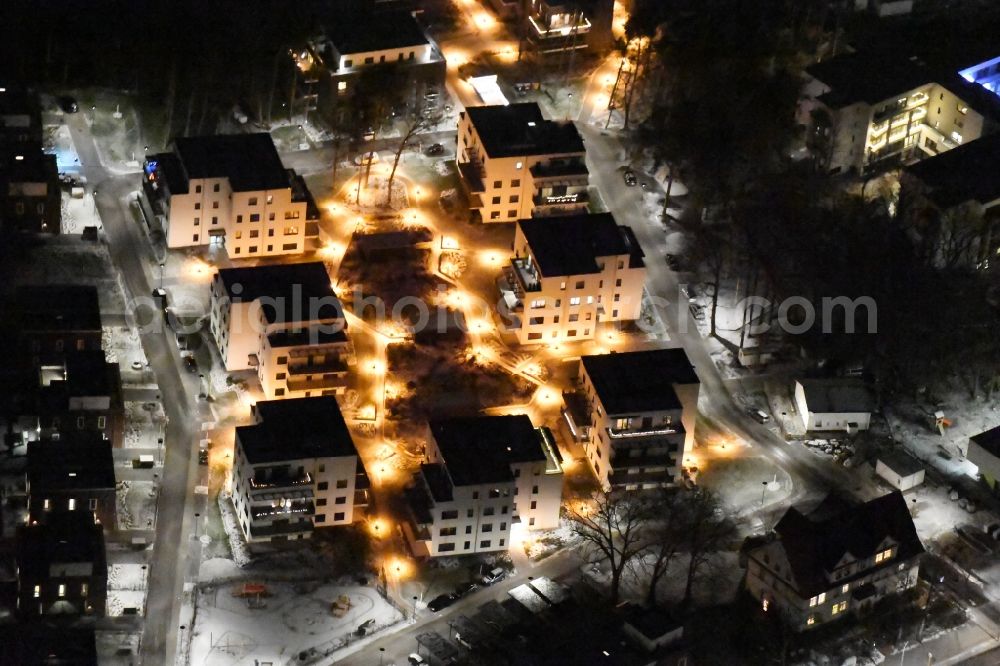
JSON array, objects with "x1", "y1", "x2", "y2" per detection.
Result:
[
  {"x1": 230, "y1": 398, "x2": 368, "y2": 543},
  {"x1": 505, "y1": 214, "x2": 645, "y2": 345},
  {"x1": 457, "y1": 104, "x2": 589, "y2": 222},
  {"x1": 404, "y1": 416, "x2": 563, "y2": 558}
]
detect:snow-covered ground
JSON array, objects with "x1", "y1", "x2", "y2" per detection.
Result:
[
  {"x1": 109, "y1": 563, "x2": 148, "y2": 591},
  {"x1": 47, "y1": 123, "x2": 80, "y2": 169},
  {"x1": 61, "y1": 190, "x2": 102, "y2": 235},
  {"x1": 117, "y1": 480, "x2": 158, "y2": 530},
  {"x1": 907, "y1": 479, "x2": 992, "y2": 543},
  {"x1": 107, "y1": 590, "x2": 146, "y2": 617},
  {"x1": 189, "y1": 582, "x2": 402, "y2": 666},
  {"x1": 105, "y1": 326, "x2": 150, "y2": 376},
  {"x1": 123, "y1": 401, "x2": 166, "y2": 450}
]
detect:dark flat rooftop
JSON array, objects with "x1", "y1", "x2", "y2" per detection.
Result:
[
  {"x1": 28, "y1": 434, "x2": 116, "y2": 491},
  {"x1": 517, "y1": 213, "x2": 644, "y2": 276},
  {"x1": 429, "y1": 415, "x2": 546, "y2": 487},
  {"x1": 325, "y1": 10, "x2": 430, "y2": 55},
  {"x1": 466, "y1": 104, "x2": 585, "y2": 158},
  {"x1": 797, "y1": 378, "x2": 874, "y2": 414},
  {"x1": 971, "y1": 424, "x2": 1000, "y2": 457},
  {"x1": 581, "y1": 349, "x2": 698, "y2": 415},
  {"x1": 17, "y1": 511, "x2": 106, "y2": 575},
  {"x1": 237, "y1": 397, "x2": 358, "y2": 464},
  {"x1": 173, "y1": 133, "x2": 289, "y2": 192},
  {"x1": 16, "y1": 284, "x2": 101, "y2": 332},
  {"x1": 217, "y1": 262, "x2": 339, "y2": 325},
  {"x1": 907, "y1": 132, "x2": 1000, "y2": 208},
  {"x1": 808, "y1": 53, "x2": 934, "y2": 107}
]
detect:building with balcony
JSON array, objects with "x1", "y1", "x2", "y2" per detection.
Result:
[
  {"x1": 142, "y1": 133, "x2": 319, "y2": 258},
  {"x1": 902, "y1": 131, "x2": 1000, "y2": 268},
  {"x1": 27, "y1": 432, "x2": 117, "y2": 528},
  {"x1": 11, "y1": 284, "x2": 103, "y2": 364},
  {"x1": 16, "y1": 510, "x2": 107, "y2": 618},
  {"x1": 298, "y1": 8, "x2": 446, "y2": 123},
  {"x1": 803, "y1": 52, "x2": 1000, "y2": 175},
  {"x1": 209, "y1": 262, "x2": 353, "y2": 399},
  {"x1": 524, "y1": 0, "x2": 614, "y2": 56},
  {"x1": 457, "y1": 103, "x2": 588, "y2": 222},
  {"x1": 499, "y1": 213, "x2": 646, "y2": 344},
  {"x1": 563, "y1": 349, "x2": 699, "y2": 490},
  {"x1": 231, "y1": 397, "x2": 369, "y2": 544},
  {"x1": 744, "y1": 492, "x2": 923, "y2": 631},
  {"x1": 403, "y1": 415, "x2": 563, "y2": 558}
]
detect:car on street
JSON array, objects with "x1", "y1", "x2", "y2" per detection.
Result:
[
  {"x1": 425, "y1": 143, "x2": 445, "y2": 156},
  {"x1": 198, "y1": 449, "x2": 209, "y2": 465},
  {"x1": 623, "y1": 169, "x2": 637, "y2": 186},
  {"x1": 427, "y1": 593, "x2": 457, "y2": 612},
  {"x1": 454, "y1": 581, "x2": 479, "y2": 598},
  {"x1": 151, "y1": 288, "x2": 169, "y2": 311},
  {"x1": 58, "y1": 96, "x2": 79, "y2": 113},
  {"x1": 748, "y1": 408, "x2": 770, "y2": 424},
  {"x1": 183, "y1": 354, "x2": 198, "y2": 374},
  {"x1": 408, "y1": 654, "x2": 426, "y2": 665},
  {"x1": 480, "y1": 567, "x2": 506, "y2": 586}
]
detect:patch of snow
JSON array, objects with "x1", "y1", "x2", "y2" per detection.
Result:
[{"x1": 218, "y1": 492, "x2": 252, "y2": 567}]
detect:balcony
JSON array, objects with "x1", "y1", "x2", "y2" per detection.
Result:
[
  {"x1": 248, "y1": 518, "x2": 313, "y2": 539},
  {"x1": 529, "y1": 160, "x2": 589, "y2": 183},
  {"x1": 287, "y1": 356, "x2": 348, "y2": 376},
  {"x1": 457, "y1": 161, "x2": 485, "y2": 194},
  {"x1": 250, "y1": 499, "x2": 315, "y2": 521},
  {"x1": 286, "y1": 374, "x2": 349, "y2": 392},
  {"x1": 606, "y1": 422, "x2": 683, "y2": 440},
  {"x1": 511, "y1": 257, "x2": 542, "y2": 293},
  {"x1": 907, "y1": 92, "x2": 929, "y2": 108},
  {"x1": 249, "y1": 471, "x2": 312, "y2": 490},
  {"x1": 533, "y1": 191, "x2": 589, "y2": 208},
  {"x1": 608, "y1": 468, "x2": 676, "y2": 487},
  {"x1": 610, "y1": 450, "x2": 676, "y2": 469}
]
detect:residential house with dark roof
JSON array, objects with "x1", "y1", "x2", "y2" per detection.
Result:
[
  {"x1": 794, "y1": 379, "x2": 875, "y2": 432},
  {"x1": 12, "y1": 284, "x2": 103, "y2": 364},
  {"x1": 0, "y1": 86, "x2": 60, "y2": 235},
  {"x1": 802, "y1": 51, "x2": 1000, "y2": 175},
  {"x1": 296, "y1": 9, "x2": 445, "y2": 123},
  {"x1": 4, "y1": 349, "x2": 125, "y2": 449},
  {"x1": 457, "y1": 103, "x2": 589, "y2": 222},
  {"x1": 563, "y1": 349, "x2": 699, "y2": 490},
  {"x1": 209, "y1": 262, "x2": 353, "y2": 398},
  {"x1": 744, "y1": 492, "x2": 924, "y2": 631},
  {"x1": 0, "y1": 625, "x2": 98, "y2": 665},
  {"x1": 403, "y1": 415, "x2": 563, "y2": 558},
  {"x1": 231, "y1": 397, "x2": 369, "y2": 543},
  {"x1": 27, "y1": 433, "x2": 117, "y2": 528},
  {"x1": 966, "y1": 425, "x2": 1000, "y2": 492},
  {"x1": 500, "y1": 213, "x2": 646, "y2": 345},
  {"x1": 16, "y1": 511, "x2": 108, "y2": 618},
  {"x1": 902, "y1": 131, "x2": 1000, "y2": 268},
  {"x1": 522, "y1": 0, "x2": 615, "y2": 56},
  {"x1": 142, "y1": 133, "x2": 319, "y2": 257}
]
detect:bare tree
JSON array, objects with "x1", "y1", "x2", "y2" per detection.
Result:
[
  {"x1": 568, "y1": 492, "x2": 651, "y2": 604},
  {"x1": 636, "y1": 490, "x2": 687, "y2": 606},
  {"x1": 681, "y1": 489, "x2": 737, "y2": 607},
  {"x1": 385, "y1": 110, "x2": 435, "y2": 207}
]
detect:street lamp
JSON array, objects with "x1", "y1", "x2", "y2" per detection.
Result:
[
  {"x1": 159, "y1": 262, "x2": 165, "y2": 289},
  {"x1": 194, "y1": 512, "x2": 201, "y2": 539},
  {"x1": 761, "y1": 481, "x2": 768, "y2": 507},
  {"x1": 412, "y1": 595, "x2": 418, "y2": 621},
  {"x1": 379, "y1": 647, "x2": 386, "y2": 666}
]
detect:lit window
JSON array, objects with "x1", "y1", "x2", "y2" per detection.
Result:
[
  {"x1": 338, "y1": 81, "x2": 347, "y2": 92},
  {"x1": 841, "y1": 584, "x2": 849, "y2": 594},
  {"x1": 806, "y1": 615, "x2": 816, "y2": 626},
  {"x1": 58, "y1": 584, "x2": 66, "y2": 597},
  {"x1": 874, "y1": 548, "x2": 893, "y2": 564},
  {"x1": 515, "y1": 161, "x2": 523, "y2": 169},
  {"x1": 81, "y1": 583, "x2": 88, "y2": 596},
  {"x1": 68, "y1": 498, "x2": 76, "y2": 511},
  {"x1": 43, "y1": 499, "x2": 50, "y2": 511},
  {"x1": 809, "y1": 592, "x2": 826, "y2": 607},
  {"x1": 831, "y1": 601, "x2": 847, "y2": 615},
  {"x1": 761, "y1": 598, "x2": 769, "y2": 612},
  {"x1": 33, "y1": 585, "x2": 40, "y2": 598},
  {"x1": 569, "y1": 297, "x2": 581, "y2": 306}
]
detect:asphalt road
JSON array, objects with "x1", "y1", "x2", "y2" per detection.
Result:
[{"x1": 65, "y1": 113, "x2": 202, "y2": 666}]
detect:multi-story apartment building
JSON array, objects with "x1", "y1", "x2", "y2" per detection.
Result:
[
  {"x1": 524, "y1": 0, "x2": 614, "y2": 56},
  {"x1": 499, "y1": 213, "x2": 646, "y2": 344},
  {"x1": 12, "y1": 284, "x2": 103, "y2": 364},
  {"x1": 562, "y1": 350, "x2": 699, "y2": 490},
  {"x1": 231, "y1": 397, "x2": 370, "y2": 544},
  {"x1": 16, "y1": 511, "x2": 107, "y2": 618},
  {"x1": 209, "y1": 262, "x2": 353, "y2": 398},
  {"x1": 27, "y1": 432, "x2": 117, "y2": 528},
  {"x1": 300, "y1": 8, "x2": 446, "y2": 121},
  {"x1": 5, "y1": 349, "x2": 125, "y2": 449},
  {"x1": 903, "y1": 131, "x2": 1000, "y2": 268},
  {"x1": 142, "y1": 133, "x2": 319, "y2": 258},
  {"x1": 457, "y1": 103, "x2": 589, "y2": 222},
  {"x1": 804, "y1": 52, "x2": 1000, "y2": 175},
  {"x1": 404, "y1": 415, "x2": 564, "y2": 558},
  {"x1": 744, "y1": 492, "x2": 924, "y2": 631}
]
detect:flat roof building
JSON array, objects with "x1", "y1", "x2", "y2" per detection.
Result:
[
  {"x1": 27, "y1": 432, "x2": 117, "y2": 528},
  {"x1": 458, "y1": 103, "x2": 589, "y2": 222}
]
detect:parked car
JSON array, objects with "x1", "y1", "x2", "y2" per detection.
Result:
[
  {"x1": 362, "y1": 127, "x2": 376, "y2": 141},
  {"x1": 454, "y1": 581, "x2": 479, "y2": 598},
  {"x1": 58, "y1": 96, "x2": 79, "y2": 113},
  {"x1": 198, "y1": 449, "x2": 209, "y2": 465},
  {"x1": 151, "y1": 288, "x2": 169, "y2": 311},
  {"x1": 480, "y1": 567, "x2": 506, "y2": 586},
  {"x1": 427, "y1": 593, "x2": 457, "y2": 612},
  {"x1": 183, "y1": 354, "x2": 198, "y2": 374},
  {"x1": 748, "y1": 408, "x2": 770, "y2": 424},
  {"x1": 407, "y1": 654, "x2": 426, "y2": 665},
  {"x1": 425, "y1": 143, "x2": 445, "y2": 156},
  {"x1": 623, "y1": 169, "x2": 637, "y2": 186}
]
